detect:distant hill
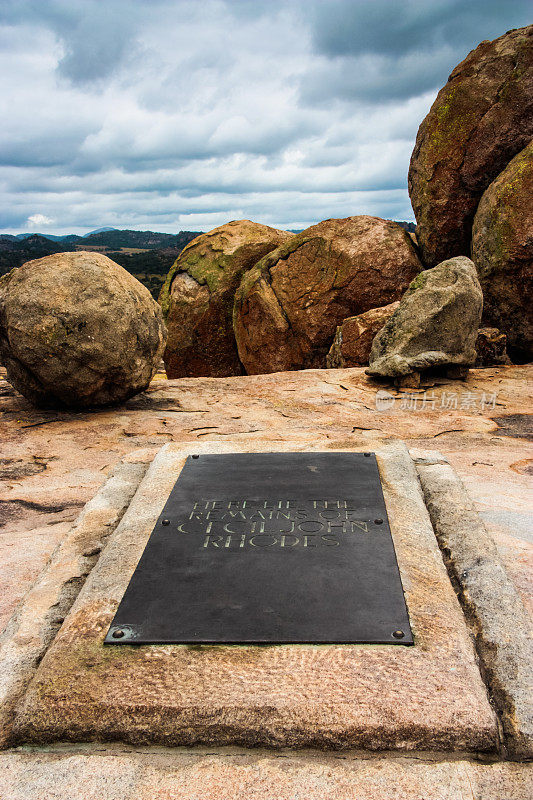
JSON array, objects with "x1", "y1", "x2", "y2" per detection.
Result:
[
  {"x1": 0, "y1": 234, "x2": 71, "y2": 270},
  {"x1": 83, "y1": 227, "x2": 117, "y2": 237},
  {"x1": 79, "y1": 229, "x2": 195, "y2": 250},
  {"x1": 0, "y1": 229, "x2": 202, "y2": 298},
  {"x1": 14, "y1": 232, "x2": 76, "y2": 242},
  {"x1": 394, "y1": 221, "x2": 416, "y2": 233},
  {"x1": 9, "y1": 228, "x2": 196, "y2": 248},
  {"x1": 13, "y1": 227, "x2": 116, "y2": 242}
]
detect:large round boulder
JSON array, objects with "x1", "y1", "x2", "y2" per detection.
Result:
[
  {"x1": 409, "y1": 25, "x2": 533, "y2": 267},
  {"x1": 160, "y1": 220, "x2": 293, "y2": 378},
  {"x1": 471, "y1": 141, "x2": 533, "y2": 362},
  {"x1": 367, "y1": 256, "x2": 483, "y2": 382},
  {"x1": 233, "y1": 216, "x2": 421, "y2": 374},
  {"x1": 0, "y1": 252, "x2": 166, "y2": 408}
]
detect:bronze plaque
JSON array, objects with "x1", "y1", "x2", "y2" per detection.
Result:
[{"x1": 105, "y1": 452, "x2": 413, "y2": 645}]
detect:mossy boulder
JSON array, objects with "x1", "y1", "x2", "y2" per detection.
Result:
[
  {"x1": 409, "y1": 25, "x2": 533, "y2": 267},
  {"x1": 160, "y1": 220, "x2": 292, "y2": 378},
  {"x1": 233, "y1": 216, "x2": 422, "y2": 375},
  {"x1": 471, "y1": 141, "x2": 533, "y2": 362},
  {"x1": 0, "y1": 252, "x2": 166, "y2": 408},
  {"x1": 367, "y1": 256, "x2": 483, "y2": 380}
]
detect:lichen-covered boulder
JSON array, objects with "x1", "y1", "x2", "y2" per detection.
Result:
[
  {"x1": 475, "y1": 328, "x2": 511, "y2": 367},
  {"x1": 409, "y1": 25, "x2": 533, "y2": 267},
  {"x1": 366, "y1": 257, "x2": 483, "y2": 381},
  {"x1": 471, "y1": 142, "x2": 533, "y2": 362},
  {"x1": 160, "y1": 220, "x2": 293, "y2": 378},
  {"x1": 326, "y1": 302, "x2": 399, "y2": 368},
  {"x1": 233, "y1": 216, "x2": 421, "y2": 374},
  {"x1": 0, "y1": 252, "x2": 166, "y2": 408}
]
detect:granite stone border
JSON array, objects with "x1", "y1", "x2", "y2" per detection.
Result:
[
  {"x1": 6, "y1": 440, "x2": 530, "y2": 761},
  {"x1": 1, "y1": 748, "x2": 532, "y2": 800},
  {"x1": 10, "y1": 440, "x2": 497, "y2": 752},
  {"x1": 0, "y1": 454, "x2": 150, "y2": 748},
  {"x1": 416, "y1": 454, "x2": 533, "y2": 761}
]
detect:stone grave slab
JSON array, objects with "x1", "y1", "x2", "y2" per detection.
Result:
[
  {"x1": 105, "y1": 452, "x2": 413, "y2": 645},
  {"x1": 12, "y1": 441, "x2": 498, "y2": 751}
]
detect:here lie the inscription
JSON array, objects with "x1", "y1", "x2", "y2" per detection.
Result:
[
  {"x1": 106, "y1": 452, "x2": 413, "y2": 645},
  {"x1": 182, "y1": 499, "x2": 370, "y2": 550}
]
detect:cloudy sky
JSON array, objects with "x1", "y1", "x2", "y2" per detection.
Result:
[{"x1": 0, "y1": 1, "x2": 530, "y2": 235}]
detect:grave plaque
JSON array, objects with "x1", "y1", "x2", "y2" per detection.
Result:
[{"x1": 105, "y1": 452, "x2": 413, "y2": 645}]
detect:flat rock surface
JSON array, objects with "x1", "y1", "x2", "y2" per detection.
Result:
[
  {"x1": 1, "y1": 364, "x2": 531, "y2": 632},
  {"x1": 0, "y1": 520, "x2": 70, "y2": 633},
  {"x1": 12, "y1": 441, "x2": 497, "y2": 751},
  {"x1": 0, "y1": 457, "x2": 150, "y2": 748},
  {"x1": 1, "y1": 749, "x2": 532, "y2": 800}
]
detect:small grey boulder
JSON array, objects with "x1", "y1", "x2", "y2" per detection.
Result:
[
  {"x1": 0, "y1": 251, "x2": 167, "y2": 408},
  {"x1": 366, "y1": 256, "x2": 483, "y2": 382}
]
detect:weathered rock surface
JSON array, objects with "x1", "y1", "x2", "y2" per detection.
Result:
[
  {"x1": 0, "y1": 252, "x2": 166, "y2": 408},
  {"x1": 160, "y1": 220, "x2": 292, "y2": 377},
  {"x1": 0, "y1": 456, "x2": 149, "y2": 747},
  {"x1": 234, "y1": 216, "x2": 421, "y2": 374},
  {"x1": 1, "y1": 364, "x2": 531, "y2": 638},
  {"x1": 367, "y1": 257, "x2": 483, "y2": 380},
  {"x1": 408, "y1": 25, "x2": 533, "y2": 267},
  {"x1": 476, "y1": 328, "x2": 511, "y2": 367},
  {"x1": 472, "y1": 142, "x2": 533, "y2": 361},
  {"x1": 1, "y1": 751, "x2": 532, "y2": 800},
  {"x1": 327, "y1": 302, "x2": 399, "y2": 368}
]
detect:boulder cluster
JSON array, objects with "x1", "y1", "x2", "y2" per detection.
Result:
[
  {"x1": 408, "y1": 24, "x2": 533, "y2": 363},
  {"x1": 161, "y1": 215, "x2": 421, "y2": 378},
  {"x1": 0, "y1": 26, "x2": 530, "y2": 407},
  {"x1": 232, "y1": 216, "x2": 420, "y2": 375},
  {"x1": 160, "y1": 25, "x2": 531, "y2": 383}
]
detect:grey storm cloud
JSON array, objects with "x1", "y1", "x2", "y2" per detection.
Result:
[
  {"x1": 302, "y1": 0, "x2": 533, "y2": 104},
  {"x1": 0, "y1": 0, "x2": 143, "y2": 83},
  {"x1": 309, "y1": 0, "x2": 528, "y2": 58},
  {"x1": 0, "y1": 0, "x2": 530, "y2": 233}
]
